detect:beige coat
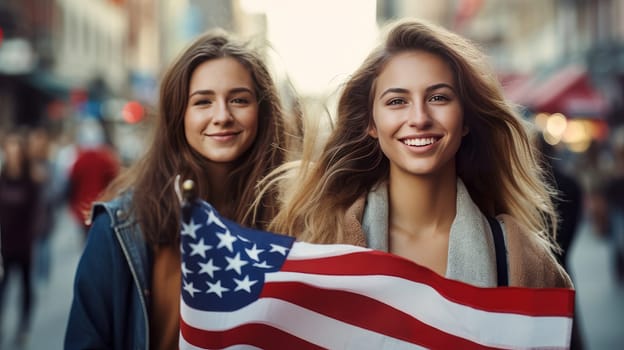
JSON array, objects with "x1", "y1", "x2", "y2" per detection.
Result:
[{"x1": 342, "y1": 190, "x2": 573, "y2": 289}]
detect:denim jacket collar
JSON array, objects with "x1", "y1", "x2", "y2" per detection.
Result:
[{"x1": 92, "y1": 194, "x2": 152, "y2": 349}]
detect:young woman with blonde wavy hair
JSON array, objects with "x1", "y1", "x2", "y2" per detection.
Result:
[{"x1": 267, "y1": 19, "x2": 572, "y2": 289}]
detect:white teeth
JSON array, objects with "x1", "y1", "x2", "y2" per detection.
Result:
[{"x1": 402, "y1": 137, "x2": 436, "y2": 146}]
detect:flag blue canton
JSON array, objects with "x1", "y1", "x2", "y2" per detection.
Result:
[{"x1": 180, "y1": 201, "x2": 295, "y2": 312}]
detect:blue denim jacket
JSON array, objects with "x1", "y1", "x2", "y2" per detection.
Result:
[{"x1": 65, "y1": 194, "x2": 152, "y2": 350}]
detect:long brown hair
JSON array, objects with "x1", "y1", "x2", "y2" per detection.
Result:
[
  {"x1": 101, "y1": 29, "x2": 288, "y2": 245},
  {"x1": 269, "y1": 19, "x2": 558, "y2": 250}
]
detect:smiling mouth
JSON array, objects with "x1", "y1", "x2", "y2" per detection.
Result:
[
  {"x1": 400, "y1": 137, "x2": 438, "y2": 146},
  {"x1": 205, "y1": 131, "x2": 241, "y2": 137}
]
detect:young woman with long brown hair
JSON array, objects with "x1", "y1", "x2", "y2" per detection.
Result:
[{"x1": 65, "y1": 29, "x2": 293, "y2": 349}]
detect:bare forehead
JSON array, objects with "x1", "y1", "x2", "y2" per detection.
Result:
[
  {"x1": 376, "y1": 50, "x2": 454, "y2": 86},
  {"x1": 189, "y1": 57, "x2": 254, "y2": 88}
]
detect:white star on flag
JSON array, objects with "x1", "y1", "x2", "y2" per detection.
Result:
[
  {"x1": 189, "y1": 238, "x2": 212, "y2": 258},
  {"x1": 225, "y1": 252, "x2": 248, "y2": 275},
  {"x1": 216, "y1": 229, "x2": 237, "y2": 252},
  {"x1": 269, "y1": 243, "x2": 289, "y2": 255},
  {"x1": 181, "y1": 262, "x2": 192, "y2": 278},
  {"x1": 206, "y1": 280, "x2": 229, "y2": 298},
  {"x1": 182, "y1": 280, "x2": 200, "y2": 297},
  {"x1": 205, "y1": 208, "x2": 227, "y2": 230},
  {"x1": 245, "y1": 244, "x2": 264, "y2": 261},
  {"x1": 233, "y1": 275, "x2": 258, "y2": 293},
  {"x1": 181, "y1": 218, "x2": 202, "y2": 239},
  {"x1": 198, "y1": 259, "x2": 221, "y2": 279},
  {"x1": 253, "y1": 261, "x2": 273, "y2": 269}
]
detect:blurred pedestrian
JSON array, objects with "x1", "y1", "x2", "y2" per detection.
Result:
[
  {"x1": 0, "y1": 128, "x2": 39, "y2": 346},
  {"x1": 27, "y1": 126, "x2": 59, "y2": 284},
  {"x1": 267, "y1": 19, "x2": 572, "y2": 290},
  {"x1": 577, "y1": 140, "x2": 610, "y2": 237},
  {"x1": 65, "y1": 29, "x2": 292, "y2": 349},
  {"x1": 539, "y1": 138, "x2": 583, "y2": 272},
  {"x1": 539, "y1": 137, "x2": 585, "y2": 349},
  {"x1": 605, "y1": 125, "x2": 624, "y2": 282},
  {"x1": 67, "y1": 118, "x2": 120, "y2": 237}
]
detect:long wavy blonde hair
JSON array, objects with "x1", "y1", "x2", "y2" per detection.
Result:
[{"x1": 263, "y1": 19, "x2": 558, "y2": 251}]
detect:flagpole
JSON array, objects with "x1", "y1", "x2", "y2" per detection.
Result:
[{"x1": 181, "y1": 179, "x2": 197, "y2": 224}]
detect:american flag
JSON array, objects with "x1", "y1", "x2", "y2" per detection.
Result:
[{"x1": 179, "y1": 200, "x2": 574, "y2": 350}]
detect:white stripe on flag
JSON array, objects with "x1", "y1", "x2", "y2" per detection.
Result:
[
  {"x1": 286, "y1": 242, "x2": 370, "y2": 259},
  {"x1": 180, "y1": 336, "x2": 263, "y2": 350},
  {"x1": 265, "y1": 272, "x2": 572, "y2": 349},
  {"x1": 181, "y1": 298, "x2": 428, "y2": 350}
]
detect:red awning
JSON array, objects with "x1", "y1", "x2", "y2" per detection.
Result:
[
  {"x1": 527, "y1": 65, "x2": 609, "y2": 117},
  {"x1": 499, "y1": 72, "x2": 536, "y2": 106}
]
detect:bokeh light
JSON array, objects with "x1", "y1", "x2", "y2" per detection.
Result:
[{"x1": 122, "y1": 100, "x2": 144, "y2": 124}]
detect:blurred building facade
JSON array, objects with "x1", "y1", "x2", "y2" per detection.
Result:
[
  {"x1": 55, "y1": 0, "x2": 127, "y2": 96},
  {"x1": 0, "y1": 0, "x2": 62, "y2": 129},
  {"x1": 3, "y1": 0, "x2": 624, "y2": 158},
  {"x1": 0, "y1": 0, "x2": 165, "y2": 164},
  {"x1": 158, "y1": 0, "x2": 235, "y2": 67},
  {"x1": 0, "y1": 0, "x2": 132, "y2": 129}
]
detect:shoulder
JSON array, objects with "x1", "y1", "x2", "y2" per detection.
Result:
[
  {"x1": 84, "y1": 195, "x2": 133, "y2": 253},
  {"x1": 343, "y1": 194, "x2": 367, "y2": 247},
  {"x1": 345, "y1": 194, "x2": 366, "y2": 223},
  {"x1": 68, "y1": 195, "x2": 142, "y2": 349},
  {"x1": 498, "y1": 214, "x2": 573, "y2": 289},
  {"x1": 345, "y1": 183, "x2": 390, "y2": 248},
  {"x1": 89, "y1": 192, "x2": 134, "y2": 226},
  {"x1": 73, "y1": 210, "x2": 124, "y2": 290},
  {"x1": 79, "y1": 213, "x2": 117, "y2": 269},
  {"x1": 77, "y1": 194, "x2": 142, "y2": 277}
]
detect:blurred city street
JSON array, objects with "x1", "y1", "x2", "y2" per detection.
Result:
[
  {"x1": 0, "y1": 206, "x2": 622, "y2": 349},
  {"x1": 569, "y1": 219, "x2": 624, "y2": 350},
  {"x1": 2, "y1": 0, "x2": 624, "y2": 349},
  {"x1": 0, "y1": 205, "x2": 82, "y2": 350}
]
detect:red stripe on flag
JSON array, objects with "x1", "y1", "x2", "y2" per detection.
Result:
[
  {"x1": 260, "y1": 281, "x2": 503, "y2": 350},
  {"x1": 282, "y1": 251, "x2": 574, "y2": 317},
  {"x1": 180, "y1": 317, "x2": 324, "y2": 350}
]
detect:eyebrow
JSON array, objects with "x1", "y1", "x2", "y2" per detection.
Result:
[
  {"x1": 189, "y1": 87, "x2": 255, "y2": 98},
  {"x1": 378, "y1": 83, "x2": 455, "y2": 99}
]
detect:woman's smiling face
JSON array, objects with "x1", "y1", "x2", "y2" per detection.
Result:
[
  {"x1": 369, "y1": 50, "x2": 467, "y2": 178},
  {"x1": 184, "y1": 57, "x2": 259, "y2": 164}
]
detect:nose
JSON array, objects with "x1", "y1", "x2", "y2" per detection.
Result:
[
  {"x1": 407, "y1": 101, "x2": 432, "y2": 129},
  {"x1": 212, "y1": 100, "x2": 234, "y2": 125}
]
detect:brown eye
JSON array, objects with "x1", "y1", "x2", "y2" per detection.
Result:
[
  {"x1": 387, "y1": 98, "x2": 406, "y2": 106},
  {"x1": 194, "y1": 99, "x2": 211, "y2": 106},
  {"x1": 231, "y1": 98, "x2": 249, "y2": 104},
  {"x1": 429, "y1": 95, "x2": 449, "y2": 102}
]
